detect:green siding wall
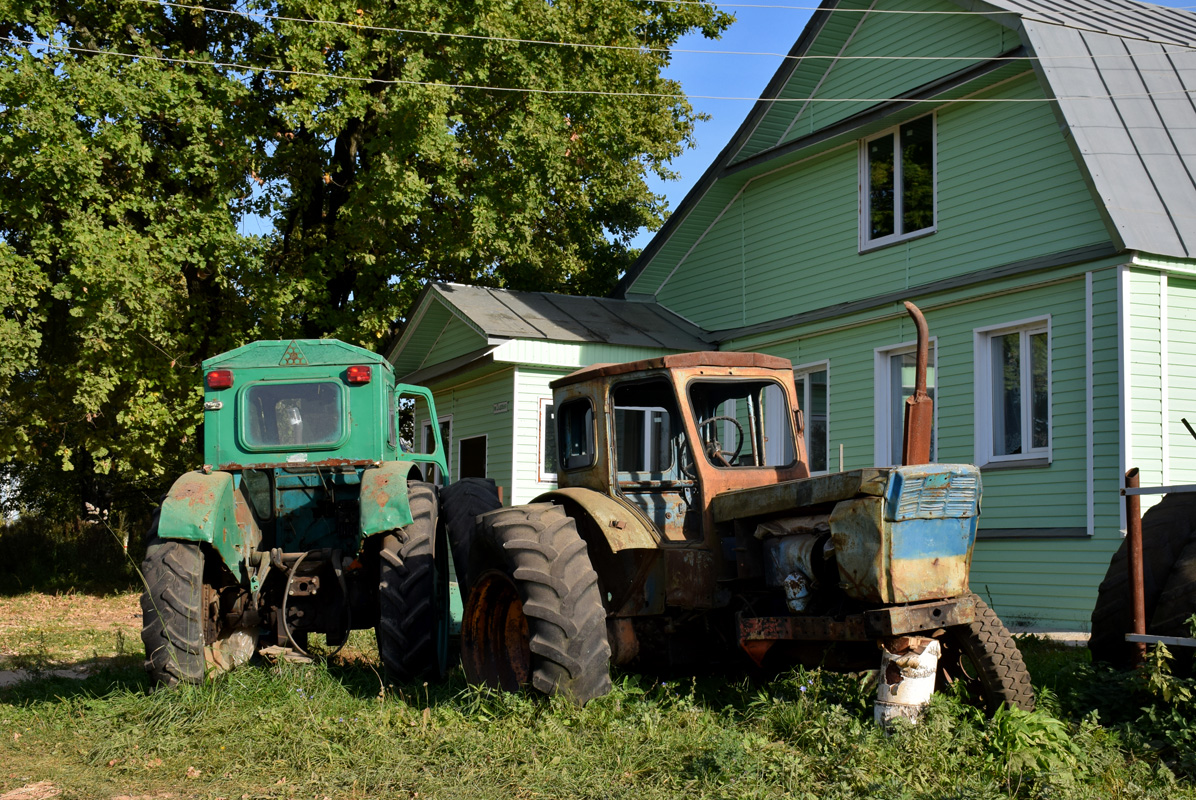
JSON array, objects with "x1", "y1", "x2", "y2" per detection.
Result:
[
  {"x1": 652, "y1": 74, "x2": 1109, "y2": 333},
  {"x1": 726, "y1": 273, "x2": 1128, "y2": 628},
  {"x1": 777, "y1": 0, "x2": 1009, "y2": 146}
]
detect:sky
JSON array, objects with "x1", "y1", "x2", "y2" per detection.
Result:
[{"x1": 632, "y1": 0, "x2": 1196, "y2": 249}]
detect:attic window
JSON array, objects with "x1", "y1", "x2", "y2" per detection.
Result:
[{"x1": 860, "y1": 114, "x2": 936, "y2": 250}]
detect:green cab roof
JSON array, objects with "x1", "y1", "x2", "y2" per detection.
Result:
[{"x1": 203, "y1": 339, "x2": 393, "y2": 371}]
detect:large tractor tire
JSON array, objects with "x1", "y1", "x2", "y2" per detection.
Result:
[
  {"x1": 1089, "y1": 492, "x2": 1196, "y2": 668},
  {"x1": 141, "y1": 535, "x2": 205, "y2": 687},
  {"x1": 937, "y1": 595, "x2": 1035, "y2": 712},
  {"x1": 461, "y1": 504, "x2": 611, "y2": 704},
  {"x1": 440, "y1": 477, "x2": 503, "y2": 593},
  {"x1": 377, "y1": 481, "x2": 449, "y2": 682}
]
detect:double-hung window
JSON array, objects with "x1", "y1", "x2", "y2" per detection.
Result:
[
  {"x1": 861, "y1": 114, "x2": 936, "y2": 250},
  {"x1": 875, "y1": 341, "x2": 937, "y2": 466},
  {"x1": 974, "y1": 319, "x2": 1051, "y2": 466},
  {"x1": 794, "y1": 365, "x2": 829, "y2": 473}
]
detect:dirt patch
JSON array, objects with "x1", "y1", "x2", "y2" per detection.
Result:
[
  {"x1": 0, "y1": 592, "x2": 141, "y2": 667},
  {"x1": 0, "y1": 781, "x2": 61, "y2": 800}
]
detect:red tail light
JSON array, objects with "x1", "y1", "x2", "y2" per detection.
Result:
[
  {"x1": 206, "y1": 369, "x2": 234, "y2": 389},
  {"x1": 346, "y1": 365, "x2": 372, "y2": 385}
]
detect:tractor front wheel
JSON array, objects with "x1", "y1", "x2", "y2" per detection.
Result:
[
  {"x1": 141, "y1": 535, "x2": 205, "y2": 687},
  {"x1": 461, "y1": 504, "x2": 611, "y2": 704},
  {"x1": 377, "y1": 481, "x2": 449, "y2": 682},
  {"x1": 937, "y1": 595, "x2": 1035, "y2": 712}
]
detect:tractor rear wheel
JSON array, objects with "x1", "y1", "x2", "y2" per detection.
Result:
[
  {"x1": 937, "y1": 595, "x2": 1035, "y2": 712},
  {"x1": 377, "y1": 482, "x2": 449, "y2": 682},
  {"x1": 1089, "y1": 492, "x2": 1196, "y2": 667},
  {"x1": 141, "y1": 535, "x2": 205, "y2": 687},
  {"x1": 440, "y1": 477, "x2": 503, "y2": 593},
  {"x1": 461, "y1": 504, "x2": 611, "y2": 704}
]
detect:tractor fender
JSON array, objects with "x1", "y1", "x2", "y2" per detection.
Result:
[
  {"x1": 360, "y1": 459, "x2": 426, "y2": 537},
  {"x1": 531, "y1": 488, "x2": 659, "y2": 552},
  {"x1": 159, "y1": 470, "x2": 250, "y2": 579}
]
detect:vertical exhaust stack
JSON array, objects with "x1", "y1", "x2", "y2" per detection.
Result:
[{"x1": 901, "y1": 301, "x2": 933, "y2": 466}]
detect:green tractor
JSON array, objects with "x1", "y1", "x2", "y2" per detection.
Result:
[{"x1": 140, "y1": 339, "x2": 497, "y2": 686}]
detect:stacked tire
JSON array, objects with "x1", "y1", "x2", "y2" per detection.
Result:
[{"x1": 1089, "y1": 491, "x2": 1196, "y2": 669}]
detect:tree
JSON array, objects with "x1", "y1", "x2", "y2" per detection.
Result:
[{"x1": 0, "y1": 0, "x2": 731, "y2": 515}]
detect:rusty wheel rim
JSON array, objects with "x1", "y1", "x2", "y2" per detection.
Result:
[{"x1": 461, "y1": 570, "x2": 531, "y2": 692}]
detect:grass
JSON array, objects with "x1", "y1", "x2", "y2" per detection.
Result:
[{"x1": 1, "y1": 596, "x2": 1194, "y2": 800}]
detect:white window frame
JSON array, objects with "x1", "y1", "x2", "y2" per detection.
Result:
[
  {"x1": 420, "y1": 414, "x2": 452, "y2": 483},
  {"x1": 874, "y1": 338, "x2": 938, "y2": 468},
  {"x1": 973, "y1": 316, "x2": 1052, "y2": 468},
  {"x1": 793, "y1": 361, "x2": 830, "y2": 474},
  {"x1": 859, "y1": 113, "x2": 938, "y2": 252},
  {"x1": 538, "y1": 397, "x2": 557, "y2": 484},
  {"x1": 457, "y1": 434, "x2": 488, "y2": 481}
]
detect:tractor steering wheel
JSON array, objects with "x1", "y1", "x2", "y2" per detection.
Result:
[{"x1": 698, "y1": 415, "x2": 744, "y2": 467}]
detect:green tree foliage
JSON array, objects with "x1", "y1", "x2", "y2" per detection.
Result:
[{"x1": 0, "y1": 0, "x2": 730, "y2": 515}]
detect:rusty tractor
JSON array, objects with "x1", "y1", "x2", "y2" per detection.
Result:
[
  {"x1": 139, "y1": 339, "x2": 499, "y2": 686},
  {"x1": 459, "y1": 304, "x2": 1034, "y2": 719}
]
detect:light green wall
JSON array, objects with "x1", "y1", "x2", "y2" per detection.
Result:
[
  {"x1": 511, "y1": 367, "x2": 569, "y2": 504},
  {"x1": 1129, "y1": 269, "x2": 1165, "y2": 512},
  {"x1": 649, "y1": 74, "x2": 1109, "y2": 332},
  {"x1": 414, "y1": 369, "x2": 516, "y2": 503},
  {"x1": 1169, "y1": 276, "x2": 1196, "y2": 483}
]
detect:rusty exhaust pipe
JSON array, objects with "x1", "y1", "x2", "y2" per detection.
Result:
[{"x1": 901, "y1": 301, "x2": 933, "y2": 466}]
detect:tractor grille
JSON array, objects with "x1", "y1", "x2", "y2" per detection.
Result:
[{"x1": 890, "y1": 468, "x2": 980, "y2": 521}]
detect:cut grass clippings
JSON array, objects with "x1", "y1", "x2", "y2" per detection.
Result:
[{"x1": 0, "y1": 594, "x2": 1193, "y2": 800}]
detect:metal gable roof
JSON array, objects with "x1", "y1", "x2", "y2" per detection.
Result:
[
  {"x1": 397, "y1": 283, "x2": 710, "y2": 353},
  {"x1": 981, "y1": 0, "x2": 1196, "y2": 256}
]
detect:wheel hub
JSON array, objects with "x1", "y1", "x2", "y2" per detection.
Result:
[{"x1": 461, "y1": 570, "x2": 531, "y2": 692}]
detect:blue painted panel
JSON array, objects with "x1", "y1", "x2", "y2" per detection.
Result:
[{"x1": 890, "y1": 517, "x2": 977, "y2": 560}]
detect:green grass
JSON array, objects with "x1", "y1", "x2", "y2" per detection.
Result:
[{"x1": 1, "y1": 630, "x2": 1194, "y2": 800}]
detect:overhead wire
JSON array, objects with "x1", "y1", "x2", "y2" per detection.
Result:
[
  {"x1": 7, "y1": 34, "x2": 1196, "y2": 103},
  {"x1": 119, "y1": 0, "x2": 1196, "y2": 62}
]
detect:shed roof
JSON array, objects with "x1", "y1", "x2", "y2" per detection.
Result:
[{"x1": 386, "y1": 283, "x2": 710, "y2": 371}]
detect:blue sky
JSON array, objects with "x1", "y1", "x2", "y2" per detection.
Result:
[{"x1": 633, "y1": 0, "x2": 1195, "y2": 249}]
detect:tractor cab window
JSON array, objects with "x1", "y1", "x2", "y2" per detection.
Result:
[
  {"x1": 557, "y1": 398, "x2": 595, "y2": 471},
  {"x1": 612, "y1": 379, "x2": 684, "y2": 478},
  {"x1": 688, "y1": 379, "x2": 796, "y2": 468},
  {"x1": 243, "y1": 381, "x2": 344, "y2": 449}
]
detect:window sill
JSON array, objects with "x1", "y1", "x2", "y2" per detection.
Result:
[
  {"x1": 978, "y1": 457, "x2": 1051, "y2": 471},
  {"x1": 859, "y1": 226, "x2": 936, "y2": 254}
]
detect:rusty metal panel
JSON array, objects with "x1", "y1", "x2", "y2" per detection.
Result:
[
  {"x1": 829, "y1": 496, "x2": 889, "y2": 603},
  {"x1": 358, "y1": 461, "x2": 416, "y2": 535},
  {"x1": 532, "y1": 487, "x2": 659, "y2": 551},
  {"x1": 737, "y1": 613, "x2": 870, "y2": 643},
  {"x1": 863, "y1": 596, "x2": 975, "y2": 637},
  {"x1": 664, "y1": 549, "x2": 716, "y2": 608},
  {"x1": 710, "y1": 469, "x2": 891, "y2": 523}
]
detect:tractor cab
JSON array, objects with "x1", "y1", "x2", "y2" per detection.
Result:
[
  {"x1": 200, "y1": 339, "x2": 446, "y2": 554},
  {"x1": 550, "y1": 352, "x2": 810, "y2": 547}
]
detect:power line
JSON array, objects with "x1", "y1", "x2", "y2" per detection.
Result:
[
  {"x1": 8, "y1": 35, "x2": 1196, "y2": 104},
  {"x1": 120, "y1": 0, "x2": 1196, "y2": 62}
]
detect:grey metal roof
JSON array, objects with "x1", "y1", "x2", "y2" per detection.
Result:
[
  {"x1": 976, "y1": 0, "x2": 1196, "y2": 257},
  {"x1": 428, "y1": 283, "x2": 710, "y2": 350}
]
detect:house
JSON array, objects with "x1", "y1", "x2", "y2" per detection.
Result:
[{"x1": 389, "y1": 0, "x2": 1196, "y2": 630}]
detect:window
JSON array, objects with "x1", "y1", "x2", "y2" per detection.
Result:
[
  {"x1": 458, "y1": 435, "x2": 487, "y2": 479},
  {"x1": 794, "y1": 365, "x2": 829, "y2": 473},
  {"x1": 538, "y1": 399, "x2": 557, "y2": 483},
  {"x1": 874, "y1": 341, "x2": 937, "y2": 467},
  {"x1": 421, "y1": 415, "x2": 451, "y2": 482},
  {"x1": 974, "y1": 318, "x2": 1050, "y2": 465},
  {"x1": 861, "y1": 114, "x2": 936, "y2": 249},
  {"x1": 557, "y1": 398, "x2": 595, "y2": 471},
  {"x1": 243, "y1": 381, "x2": 344, "y2": 449},
  {"x1": 688, "y1": 379, "x2": 797, "y2": 469}
]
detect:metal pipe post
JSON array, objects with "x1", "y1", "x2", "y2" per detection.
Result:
[{"x1": 1125, "y1": 468, "x2": 1147, "y2": 665}]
